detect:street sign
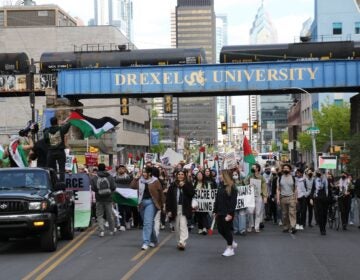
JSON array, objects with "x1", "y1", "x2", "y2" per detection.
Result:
[{"x1": 306, "y1": 126, "x2": 320, "y2": 135}]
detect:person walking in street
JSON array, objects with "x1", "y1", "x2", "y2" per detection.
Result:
[
  {"x1": 131, "y1": 166, "x2": 164, "y2": 250},
  {"x1": 353, "y1": 176, "x2": 360, "y2": 229},
  {"x1": 43, "y1": 116, "x2": 71, "y2": 182},
  {"x1": 91, "y1": 163, "x2": 117, "y2": 237},
  {"x1": 214, "y1": 170, "x2": 238, "y2": 257},
  {"x1": 337, "y1": 171, "x2": 353, "y2": 230},
  {"x1": 193, "y1": 171, "x2": 210, "y2": 235},
  {"x1": 232, "y1": 170, "x2": 247, "y2": 236},
  {"x1": 166, "y1": 169, "x2": 195, "y2": 250},
  {"x1": 245, "y1": 163, "x2": 267, "y2": 233},
  {"x1": 276, "y1": 163, "x2": 297, "y2": 234},
  {"x1": 310, "y1": 170, "x2": 331, "y2": 235},
  {"x1": 305, "y1": 169, "x2": 315, "y2": 227},
  {"x1": 114, "y1": 164, "x2": 133, "y2": 231},
  {"x1": 295, "y1": 169, "x2": 307, "y2": 230}
]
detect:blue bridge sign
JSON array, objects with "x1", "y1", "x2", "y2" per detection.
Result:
[{"x1": 58, "y1": 60, "x2": 360, "y2": 98}]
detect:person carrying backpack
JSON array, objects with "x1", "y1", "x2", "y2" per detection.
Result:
[
  {"x1": 276, "y1": 163, "x2": 297, "y2": 234},
  {"x1": 91, "y1": 163, "x2": 116, "y2": 237}
]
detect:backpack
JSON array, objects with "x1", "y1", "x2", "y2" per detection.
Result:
[
  {"x1": 45, "y1": 129, "x2": 62, "y2": 148},
  {"x1": 96, "y1": 176, "x2": 112, "y2": 196}
]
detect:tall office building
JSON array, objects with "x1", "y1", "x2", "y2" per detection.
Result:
[
  {"x1": 94, "y1": 0, "x2": 133, "y2": 41},
  {"x1": 249, "y1": 0, "x2": 292, "y2": 152},
  {"x1": 175, "y1": 0, "x2": 217, "y2": 146}
]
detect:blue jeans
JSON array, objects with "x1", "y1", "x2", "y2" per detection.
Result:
[
  {"x1": 233, "y1": 209, "x2": 247, "y2": 233},
  {"x1": 140, "y1": 199, "x2": 157, "y2": 245}
]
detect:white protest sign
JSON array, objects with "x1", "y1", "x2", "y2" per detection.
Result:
[
  {"x1": 144, "y1": 153, "x2": 156, "y2": 163},
  {"x1": 250, "y1": 178, "x2": 262, "y2": 197},
  {"x1": 223, "y1": 152, "x2": 237, "y2": 169},
  {"x1": 194, "y1": 186, "x2": 255, "y2": 212}
]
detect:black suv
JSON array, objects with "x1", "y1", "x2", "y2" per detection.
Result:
[{"x1": 0, "y1": 168, "x2": 75, "y2": 251}]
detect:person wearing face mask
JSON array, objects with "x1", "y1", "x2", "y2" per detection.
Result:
[
  {"x1": 337, "y1": 172, "x2": 353, "y2": 230},
  {"x1": 295, "y1": 169, "x2": 307, "y2": 230},
  {"x1": 245, "y1": 163, "x2": 267, "y2": 233},
  {"x1": 263, "y1": 165, "x2": 272, "y2": 221},
  {"x1": 269, "y1": 167, "x2": 280, "y2": 225},
  {"x1": 310, "y1": 170, "x2": 331, "y2": 235},
  {"x1": 232, "y1": 170, "x2": 247, "y2": 236},
  {"x1": 305, "y1": 169, "x2": 315, "y2": 227},
  {"x1": 276, "y1": 163, "x2": 297, "y2": 234}
]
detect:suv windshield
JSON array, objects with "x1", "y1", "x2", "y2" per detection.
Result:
[{"x1": 0, "y1": 170, "x2": 49, "y2": 190}]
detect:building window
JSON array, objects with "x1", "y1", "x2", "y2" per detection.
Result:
[
  {"x1": 355, "y1": 22, "x2": 360, "y2": 34},
  {"x1": 332, "y1": 22, "x2": 342, "y2": 35},
  {"x1": 0, "y1": 12, "x2": 4, "y2": 27},
  {"x1": 123, "y1": 119, "x2": 146, "y2": 134}
]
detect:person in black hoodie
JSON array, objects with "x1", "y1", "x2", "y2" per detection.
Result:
[
  {"x1": 91, "y1": 163, "x2": 116, "y2": 237},
  {"x1": 213, "y1": 170, "x2": 238, "y2": 257},
  {"x1": 166, "y1": 169, "x2": 195, "y2": 250},
  {"x1": 44, "y1": 116, "x2": 71, "y2": 181}
]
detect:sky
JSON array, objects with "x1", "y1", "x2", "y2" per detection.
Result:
[{"x1": 12, "y1": 0, "x2": 314, "y2": 123}]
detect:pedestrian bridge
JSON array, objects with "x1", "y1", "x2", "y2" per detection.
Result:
[{"x1": 58, "y1": 59, "x2": 360, "y2": 98}]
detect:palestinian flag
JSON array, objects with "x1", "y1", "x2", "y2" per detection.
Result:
[
  {"x1": 113, "y1": 188, "x2": 138, "y2": 207},
  {"x1": 0, "y1": 145, "x2": 9, "y2": 167},
  {"x1": 243, "y1": 136, "x2": 256, "y2": 175},
  {"x1": 68, "y1": 111, "x2": 120, "y2": 139},
  {"x1": 9, "y1": 138, "x2": 28, "y2": 168}
]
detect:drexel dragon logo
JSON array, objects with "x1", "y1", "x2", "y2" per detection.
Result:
[{"x1": 184, "y1": 70, "x2": 206, "y2": 86}]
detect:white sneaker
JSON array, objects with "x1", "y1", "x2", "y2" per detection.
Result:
[
  {"x1": 232, "y1": 241, "x2": 238, "y2": 249},
  {"x1": 119, "y1": 226, "x2": 126, "y2": 232},
  {"x1": 125, "y1": 222, "x2": 131, "y2": 230},
  {"x1": 278, "y1": 221, "x2": 283, "y2": 226},
  {"x1": 105, "y1": 221, "x2": 109, "y2": 228},
  {"x1": 141, "y1": 244, "x2": 149, "y2": 250},
  {"x1": 149, "y1": 242, "x2": 156, "y2": 248},
  {"x1": 222, "y1": 247, "x2": 235, "y2": 257},
  {"x1": 295, "y1": 224, "x2": 300, "y2": 230},
  {"x1": 299, "y1": 225, "x2": 304, "y2": 230},
  {"x1": 198, "y1": 229, "x2": 203, "y2": 234},
  {"x1": 349, "y1": 221, "x2": 354, "y2": 225},
  {"x1": 99, "y1": 231, "x2": 104, "y2": 237}
]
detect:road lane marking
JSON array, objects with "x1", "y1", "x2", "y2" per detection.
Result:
[
  {"x1": 131, "y1": 250, "x2": 147, "y2": 262},
  {"x1": 22, "y1": 226, "x2": 95, "y2": 280},
  {"x1": 121, "y1": 233, "x2": 173, "y2": 280},
  {"x1": 34, "y1": 226, "x2": 97, "y2": 280}
]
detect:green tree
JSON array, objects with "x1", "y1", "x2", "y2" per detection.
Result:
[
  {"x1": 298, "y1": 102, "x2": 350, "y2": 152},
  {"x1": 280, "y1": 131, "x2": 289, "y2": 151}
]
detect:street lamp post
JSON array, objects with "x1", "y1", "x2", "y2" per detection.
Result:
[{"x1": 287, "y1": 87, "x2": 318, "y2": 170}]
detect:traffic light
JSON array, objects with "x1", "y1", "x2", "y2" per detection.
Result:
[
  {"x1": 252, "y1": 121, "x2": 258, "y2": 134},
  {"x1": 221, "y1": 122, "x2": 227, "y2": 134},
  {"x1": 164, "y1": 95, "x2": 173, "y2": 113},
  {"x1": 120, "y1": 97, "x2": 129, "y2": 115}
]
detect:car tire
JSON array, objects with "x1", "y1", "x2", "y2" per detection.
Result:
[
  {"x1": 40, "y1": 218, "x2": 58, "y2": 252},
  {"x1": 60, "y1": 211, "x2": 75, "y2": 240}
]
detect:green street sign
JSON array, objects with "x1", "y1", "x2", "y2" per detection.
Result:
[{"x1": 306, "y1": 126, "x2": 320, "y2": 135}]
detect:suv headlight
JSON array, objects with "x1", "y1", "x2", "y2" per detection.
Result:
[{"x1": 29, "y1": 201, "x2": 47, "y2": 210}]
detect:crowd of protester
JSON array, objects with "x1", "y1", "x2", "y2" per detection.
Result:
[{"x1": 85, "y1": 159, "x2": 360, "y2": 257}]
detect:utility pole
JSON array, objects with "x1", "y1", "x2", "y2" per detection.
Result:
[{"x1": 28, "y1": 58, "x2": 36, "y2": 142}]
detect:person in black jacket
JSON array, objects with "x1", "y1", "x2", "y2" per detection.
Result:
[
  {"x1": 213, "y1": 170, "x2": 238, "y2": 257},
  {"x1": 166, "y1": 169, "x2": 195, "y2": 250},
  {"x1": 310, "y1": 170, "x2": 331, "y2": 235}
]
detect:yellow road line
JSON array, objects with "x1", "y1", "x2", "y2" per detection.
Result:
[
  {"x1": 22, "y1": 226, "x2": 95, "y2": 280},
  {"x1": 121, "y1": 233, "x2": 173, "y2": 280},
  {"x1": 34, "y1": 227, "x2": 97, "y2": 280},
  {"x1": 131, "y1": 250, "x2": 147, "y2": 262}
]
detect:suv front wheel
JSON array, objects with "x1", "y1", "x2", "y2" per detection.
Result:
[
  {"x1": 60, "y1": 211, "x2": 75, "y2": 240},
  {"x1": 40, "y1": 217, "x2": 58, "y2": 252}
]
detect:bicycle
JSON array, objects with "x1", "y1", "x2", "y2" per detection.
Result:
[{"x1": 328, "y1": 194, "x2": 342, "y2": 230}]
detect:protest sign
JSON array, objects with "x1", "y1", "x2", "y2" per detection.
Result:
[
  {"x1": 250, "y1": 178, "x2": 262, "y2": 197},
  {"x1": 194, "y1": 186, "x2": 255, "y2": 212},
  {"x1": 65, "y1": 173, "x2": 91, "y2": 228}
]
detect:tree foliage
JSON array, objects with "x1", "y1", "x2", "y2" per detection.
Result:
[{"x1": 298, "y1": 102, "x2": 350, "y2": 152}]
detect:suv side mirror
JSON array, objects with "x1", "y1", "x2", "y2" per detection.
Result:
[{"x1": 54, "y1": 182, "x2": 66, "y2": 191}]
